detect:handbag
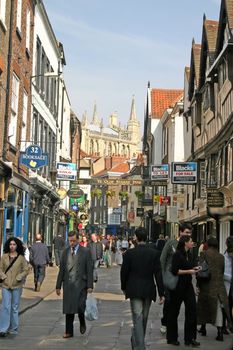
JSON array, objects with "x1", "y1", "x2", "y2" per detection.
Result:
[
  {"x1": 163, "y1": 266, "x2": 179, "y2": 290},
  {"x1": 0, "y1": 255, "x2": 19, "y2": 283},
  {"x1": 197, "y1": 252, "x2": 211, "y2": 281}
]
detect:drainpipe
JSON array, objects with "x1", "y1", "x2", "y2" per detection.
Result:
[{"x1": 3, "y1": 0, "x2": 14, "y2": 160}]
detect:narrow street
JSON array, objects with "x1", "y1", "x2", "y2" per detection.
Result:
[{"x1": 0, "y1": 266, "x2": 232, "y2": 350}]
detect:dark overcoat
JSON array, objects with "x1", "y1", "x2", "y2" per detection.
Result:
[
  {"x1": 120, "y1": 244, "x2": 164, "y2": 301},
  {"x1": 56, "y1": 245, "x2": 93, "y2": 314},
  {"x1": 197, "y1": 247, "x2": 231, "y2": 325}
]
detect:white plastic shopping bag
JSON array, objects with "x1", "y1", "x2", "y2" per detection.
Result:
[{"x1": 85, "y1": 294, "x2": 98, "y2": 321}]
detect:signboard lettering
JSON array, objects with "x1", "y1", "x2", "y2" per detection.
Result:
[
  {"x1": 207, "y1": 189, "x2": 224, "y2": 207},
  {"x1": 151, "y1": 164, "x2": 169, "y2": 180},
  {"x1": 19, "y1": 145, "x2": 48, "y2": 169},
  {"x1": 56, "y1": 162, "x2": 77, "y2": 181},
  {"x1": 171, "y1": 162, "x2": 197, "y2": 184},
  {"x1": 70, "y1": 179, "x2": 167, "y2": 186}
]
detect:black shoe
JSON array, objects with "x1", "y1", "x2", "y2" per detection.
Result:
[
  {"x1": 197, "y1": 326, "x2": 206, "y2": 336},
  {"x1": 222, "y1": 326, "x2": 229, "y2": 335},
  {"x1": 216, "y1": 334, "x2": 223, "y2": 341},
  {"x1": 197, "y1": 329, "x2": 206, "y2": 336},
  {"x1": 79, "y1": 314, "x2": 86, "y2": 334},
  {"x1": 185, "y1": 340, "x2": 200, "y2": 347},
  {"x1": 0, "y1": 332, "x2": 6, "y2": 337},
  {"x1": 167, "y1": 340, "x2": 180, "y2": 345}
]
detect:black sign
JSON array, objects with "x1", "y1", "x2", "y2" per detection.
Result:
[
  {"x1": 67, "y1": 188, "x2": 84, "y2": 198},
  {"x1": 136, "y1": 208, "x2": 144, "y2": 217},
  {"x1": 207, "y1": 190, "x2": 224, "y2": 208}
]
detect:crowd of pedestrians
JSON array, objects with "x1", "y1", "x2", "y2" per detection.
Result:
[{"x1": 0, "y1": 226, "x2": 232, "y2": 350}]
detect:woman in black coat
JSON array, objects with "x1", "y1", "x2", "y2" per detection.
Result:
[{"x1": 166, "y1": 235, "x2": 200, "y2": 347}]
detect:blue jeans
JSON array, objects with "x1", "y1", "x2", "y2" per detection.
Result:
[
  {"x1": 130, "y1": 298, "x2": 152, "y2": 350},
  {"x1": 0, "y1": 288, "x2": 22, "y2": 333}
]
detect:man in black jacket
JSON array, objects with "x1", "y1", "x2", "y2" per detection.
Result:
[
  {"x1": 30, "y1": 233, "x2": 50, "y2": 291},
  {"x1": 88, "y1": 233, "x2": 103, "y2": 283},
  {"x1": 121, "y1": 227, "x2": 165, "y2": 350}
]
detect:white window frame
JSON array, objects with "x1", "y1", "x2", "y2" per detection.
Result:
[
  {"x1": 20, "y1": 91, "x2": 28, "y2": 151},
  {"x1": 16, "y1": 0, "x2": 22, "y2": 32},
  {"x1": 0, "y1": 0, "x2": 6, "y2": 26},
  {"x1": 9, "y1": 73, "x2": 20, "y2": 146},
  {"x1": 26, "y1": 7, "x2": 30, "y2": 50}
]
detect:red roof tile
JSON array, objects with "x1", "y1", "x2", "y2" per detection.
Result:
[
  {"x1": 151, "y1": 89, "x2": 183, "y2": 118},
  {"x1": 111, "y1": 163, "x2": 129, "y2": 173}
]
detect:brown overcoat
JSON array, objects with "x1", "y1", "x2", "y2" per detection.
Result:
[{"x1": 197, "y1": 247, "x2": 230, "y2": 325}]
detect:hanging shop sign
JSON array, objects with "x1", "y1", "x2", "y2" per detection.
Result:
[
  {"x1": 112, "y1": 207, "x2": 122, "y2": 215},
  {"x1": 159, "y1": 196, "x2": 171, "y2": 205},
  {"x1": 71, "y1": 204, "x2": 79, "y2": 211},
  {"x1": 128, "y1": 211, "x2": 135, "y2": 222},
  {"x1": 136, "y1": 208, "x2": 144, "y2": 217},
  {"x1": 171, "y1": 162, "x2": 197, "y2": 184},
  {"x1": 67, "y1": 187, "x2": 84, "y2": 198},
  {"x1": 207, "y1": 189, "x2": 224, "y2": 207},
  {"x1": 56, "y1": 187, "x2": 67, "y2": 200},
  {"x1": 56, "y1": 162, "x2": 77, "y2": 181},
  {"x1": 19, "y1": 145, "x2": 48, "y2": 169},
  {"x1": 151, "y1": 164, "x2": 169, "y2": 180}
]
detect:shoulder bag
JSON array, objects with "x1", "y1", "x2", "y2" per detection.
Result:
[
  {"x1": 163, "y1": 266, "x2": 179, "y2": 290},
  {"x1": 197, "y1": 252, "x2": 211, "y2": 281},
  {"x1": 0, "y1": 255, "x2": 19, "y2": 283}
]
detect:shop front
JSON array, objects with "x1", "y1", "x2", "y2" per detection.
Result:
[
  {"x1": 0, "y1": 161, "x2": 12, "y2": 254},
  {"x1": 3, "y1": 173, "x2": 30, "y2": 246}
]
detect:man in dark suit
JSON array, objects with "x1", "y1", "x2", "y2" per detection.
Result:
[
  {"x1": 121, "y1": 227, "x2": 165, "y2": 350},
  {"x1": 56, "y1": 231, "x2": 93, "y2": 338},
  {"x1": 30, "y1": 233, "x2": 50, "y2": 292}
]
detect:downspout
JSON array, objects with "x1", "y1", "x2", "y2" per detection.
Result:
[{"x1": 3, "y1": 0, "x2": 14, "y2": 160}]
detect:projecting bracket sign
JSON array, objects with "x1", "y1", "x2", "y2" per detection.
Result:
[
  {"x1": 71, "y1": 178, "x2": 167, "y2": 186},
  {"x1": 19, "y1": 145, "x2": 48, "y2": 169}
]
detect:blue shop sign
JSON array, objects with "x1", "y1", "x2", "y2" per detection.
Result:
[
  {"x1": 171, "y1": 162, "x2": 197, "y2": 184},
  {"x1": 19, "y1": 145, "x2": 48, "y2": 169}
]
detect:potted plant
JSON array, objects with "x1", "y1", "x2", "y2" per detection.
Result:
[
  {"x1": 135, "y1": 190, "x2": 144, "y2": 199},
  {"x1": 91, "y1": 188, "x2": 102, "y2": 199},
  {"x1": 106, "y1": 189, "x2": 115, "y2": 198},
  {"x1": 119, "y1": 190, "x2": 129, "y2": 201}
]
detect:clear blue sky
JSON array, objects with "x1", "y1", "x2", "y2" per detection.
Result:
[{"x1": 44, "y1": 0, "x2": 221, "y2": 127}]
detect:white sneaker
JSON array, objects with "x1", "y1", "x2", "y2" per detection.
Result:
[{"x1": 160, "y1": 325, "x2": 167, "y2": 334}]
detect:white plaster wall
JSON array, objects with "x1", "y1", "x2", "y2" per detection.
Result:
[
  {"x1": 183, "y1": 71, "x2": 192, "y2": 161},
  {"x1": 59, "y1": 87, "x2": 71, "y2": 161},
  {"x1": 174, "y1": 114, "x2": 185, "y2": 162},
  {"x1": 31, "y1": 3, "x2": 61, "y2": 134},
  {"x1": 151, "y1": 119, "x2": 163, "y2": 164}
]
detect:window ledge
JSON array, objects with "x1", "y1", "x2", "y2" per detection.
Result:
[
  {"x1": 16, "y1": 27, "x2": 22, "y2": 41},
  {"x1": 8, "y1": 142, "x2": 17, "y2": 154},
  {"x1": 25, "y1": 48, "x2": 30, "y2": 60},
  {"x1": 0, "y1": 19, "x2": 7, "y2": 33}
]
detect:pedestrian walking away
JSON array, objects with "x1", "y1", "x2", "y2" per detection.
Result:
[
  {"x1": 197, "y1": 236, "x2": 233, "y2": 342},
  {"x1": 88, "y1": 233, "x2": 103, "y2": 283},
  {"x1": 0, "y1": 237, "x2": 29, "y2": 337},
  {"x1": 53, "y1": 233, "x2": 65, "y2": 267},
  {"x1": 56, "y1": 231, "x2": 93, "y2": 338},
  {"x1": 120, "y1": 227, "x2": 165, "y2": 350},
  {"x1": 30, "y1": 233, "x2": 50, "y2": 292}
]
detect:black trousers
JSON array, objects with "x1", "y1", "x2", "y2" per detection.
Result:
[
  {"x1": 65, "y1": 313, "x2": 85, "y2": 335},
  {"x1": 161, "y1": 288, "x2": 170, "y2": 326},
  {"x1": 167, "y1": 284, "x2": 197, "y2": 343}
]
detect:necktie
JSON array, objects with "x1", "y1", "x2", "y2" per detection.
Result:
[{"x1": 72, "y1": 247, "x2": 75, "y2": 256}]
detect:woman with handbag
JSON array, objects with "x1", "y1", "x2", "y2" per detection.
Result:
[
  {"x1": 166, "y1": 235, "x2": 200, "y2": 347},
  {"x1": 197, "y1": 236, "x2": 233, "y2": 341},
  {"x1": 0, "y1": 237, "x2": 29, "y2": 337}
]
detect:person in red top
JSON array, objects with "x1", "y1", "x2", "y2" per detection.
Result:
[{"x1": 79, "y1": 235, "x2": 88, "y2": 248}]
